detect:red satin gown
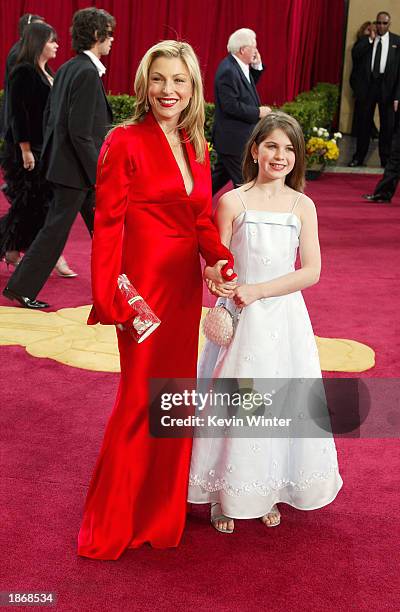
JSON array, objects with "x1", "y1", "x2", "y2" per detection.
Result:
[{"x1": 77, "y1": 112, "x2": 233, "y2": 559}]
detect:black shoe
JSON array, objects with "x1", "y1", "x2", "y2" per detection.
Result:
[
  {"x1": 362, "y1": 193, "x2": 391, "y2": 203},
  {"x1": 2, "y1": 287, "x2": 50, "y2": 309},
  {"x1": 348, "y1": 159, "x2": 363, "y2": 167}
]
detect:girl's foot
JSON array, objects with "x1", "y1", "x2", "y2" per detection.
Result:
[
  {"x1": 261, "y1": 504, "x2": 281, "y2": 527},
  {"x1": 4, "y1": 251, "x2": 21, "y2": 268},
  {"x1": 55, "y1": 255, "x2": 78, "y2": 278},
  {"x1": 210, "y1": 503, "x2": 234, "y2": 533}
]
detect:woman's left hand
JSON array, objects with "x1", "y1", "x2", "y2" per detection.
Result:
[{"x1": 233, "y1": 284, "x2": 263, "y2": 307}]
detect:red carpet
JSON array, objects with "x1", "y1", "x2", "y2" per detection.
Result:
[
  {"x1": 1, "y1": 172, "x2": 399, "y2": 377},
  {"x1": 0, "y1": 174, "x2": 399, "y2": 610}
]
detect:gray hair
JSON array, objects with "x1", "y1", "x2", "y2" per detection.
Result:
[{"x1": 227, "y1": 28, "x2": 256, "y2": 54}]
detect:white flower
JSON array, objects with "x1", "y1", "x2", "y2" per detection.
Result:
[
  {"x1": 313, "y1": 127, "x2": 318, "y2": 132},
  {"x1": 317, "y1": 128, "x2": 323, "y2": 136},
  {"x1": 334, "y1": 132, "x2": 342, "y2": 139}
]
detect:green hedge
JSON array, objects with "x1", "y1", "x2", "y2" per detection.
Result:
[
  {"x1": 107, "y1": 81, "x2": 338, "y2": 142},
  {"x1": 105, "y1": 95, "x2": 217, "y2": 142},
  {"x1": 0, "y1": 82, "x2": 339, "y2": 143},
  {"x1": 280, "y1": 83, "x2": 339, "y2": 139},
  {"x1": 106, "y1": 93, "x2": 136, "y2": 125}
]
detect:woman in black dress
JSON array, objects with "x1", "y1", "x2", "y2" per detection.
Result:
[{"x1": 0, "y1": 21, "x2": 76, "y2": 277}]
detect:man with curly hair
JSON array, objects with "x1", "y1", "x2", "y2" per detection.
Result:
[{"x1": 3, "y1": 7, "x2": 115, "y2": 309}]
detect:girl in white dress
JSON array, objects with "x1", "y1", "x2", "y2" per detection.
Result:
[{"x1": 188, "y1": 112, "x2": 343, "y2": 533}]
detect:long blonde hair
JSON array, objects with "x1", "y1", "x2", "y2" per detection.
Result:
[{"x1": 123, "y1": 40, "x2": 206, "y2": 163}]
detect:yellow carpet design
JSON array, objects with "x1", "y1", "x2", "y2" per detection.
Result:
[{"x1": 0, "y1": 305, "x2": 375, "y2": 373}]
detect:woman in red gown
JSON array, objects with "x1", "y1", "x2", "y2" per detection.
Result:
[{"x1": 77, "y1": 41, "x2": 235, "y2": 559}]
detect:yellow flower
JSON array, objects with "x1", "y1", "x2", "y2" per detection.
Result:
[{"x1": 306, "y1": 130, "x2": 339, "y2": 163}]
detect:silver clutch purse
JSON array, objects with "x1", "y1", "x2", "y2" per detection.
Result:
[
  {"x1": 116, "y1": 274, "x2": 161, "y2": 343},
  {"x1": 202, "y1": 301, "x2": 240, "y2": 347}
]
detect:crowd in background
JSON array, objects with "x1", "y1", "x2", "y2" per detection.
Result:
[
  {"x1": 349, "y1": 10, "x2": 400, "y2": 203},
  {"x1": 0, "y1": 5, "x2": 343, "y2": 558},
  {"x1": 0, "y1": 8, "x2": 399, "y2": 308}
]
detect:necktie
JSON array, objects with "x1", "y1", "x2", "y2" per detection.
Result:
[
  {"x1": 249, "y1": 72, "x2": 260, "y2": 103},
  {"x1": 372, "y1": 38, "x2": 382, "y2": 77}
]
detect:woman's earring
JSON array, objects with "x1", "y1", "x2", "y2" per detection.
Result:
[
  {"x1": 253, "y1": 158, "x2": 258, "y2": 164},
  {"x1": 144, "y1": 98, "x2": 149, "y2": 112}
]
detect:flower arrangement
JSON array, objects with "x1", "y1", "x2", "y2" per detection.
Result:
[
  {"x1": 306, "y1": 127, "x2": 342, "y2": 167},
  {"x1": 207, "y1": 140, "x2": 217, "y2": 167}
]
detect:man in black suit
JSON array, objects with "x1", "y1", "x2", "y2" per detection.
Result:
[
  {"x1": 349, "y1": 11, "x2": 400, "y2": 168},
  {"x1": 212, "y1": 28, "x2": 270, "y2": 195},
  {"x1": 362, "y1": 120, "x2": 400, "y2": 203},
  {"x1": 3, "y1": 7, "x2": 115, "y2": 309}
]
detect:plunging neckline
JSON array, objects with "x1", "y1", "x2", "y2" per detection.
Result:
[{"x1": 149, "y1": 112, "x2": 195, "y2": 197}]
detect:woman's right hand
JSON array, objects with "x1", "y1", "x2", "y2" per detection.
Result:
[
  {"x1": 206, "y1": 278, "x2": 237, "y2": 298},
  {"x1": 22, "y1": 149, "x2": 35, "y2": 171},
  {"x1": 204, "y1": 260, "x2": 235, "y2": 284}
]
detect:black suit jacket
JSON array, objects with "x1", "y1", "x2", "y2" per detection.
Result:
[
  {"x1": 6, "y1": 62, "x2": 51, "y2": 147},
  {"x1": 213, "y1": 54, "x2": 263, "y2": 156},
  {"x1": 42, "y1": 53, "x2": 113, "y2": 189},
  {"x1": 350, "y1": 32, "x2": 400, "y2": 101}
]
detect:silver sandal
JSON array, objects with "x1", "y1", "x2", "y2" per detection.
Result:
[
  {"x1": 261, "y1": 504, "x2": 281, "y2": 528},
  {"x1": 211, "y1": 502, "x2": 234, "y2": 534}
]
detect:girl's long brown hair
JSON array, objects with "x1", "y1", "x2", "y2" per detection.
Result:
[{"x1": 242, "y1": 111, "x2": 306, "y2": 192}]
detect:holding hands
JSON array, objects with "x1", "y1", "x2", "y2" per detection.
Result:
[
  {"x1": 204, "y1": 260, "x2": 237, "y2": 297},
  {"x1": 204, "y1": 263, "x2": 263, "y2": 306},
  {"x1": 233, "y1": 283, "x2": 262, "y2": 307}
]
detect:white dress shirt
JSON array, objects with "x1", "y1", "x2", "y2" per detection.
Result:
[
  {"x1": 370, "y1": 31, "x2": 389, "y2": 73},
  {"x1": 83, "y1": 50, "x2": 106, "y2": 77},
  {"x1": 232, "y1": 54, "x2": 262, "y2": 82}
]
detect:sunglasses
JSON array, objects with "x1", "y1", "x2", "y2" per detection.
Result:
[{"x1": 375, "y1": 21, "x2": 389, "y2": 25}]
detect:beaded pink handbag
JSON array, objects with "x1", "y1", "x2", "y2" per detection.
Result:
[{"x1": 202, "y1": 302, "x2": 240, "y2": 347}]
